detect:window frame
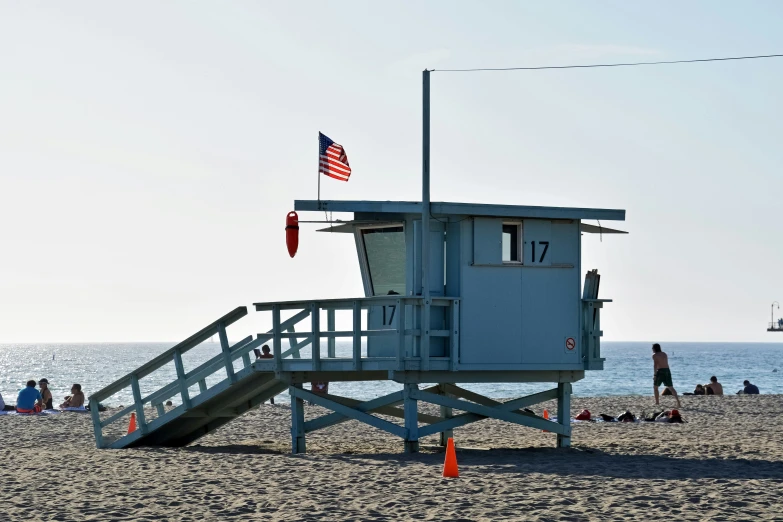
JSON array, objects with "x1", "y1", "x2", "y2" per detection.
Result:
[
  {"x1": 502, "y1": 221, "x2": 523, "y2": 264},
  {"x1": 356, "y1": 223, "x2": 407, "y2": 296}
]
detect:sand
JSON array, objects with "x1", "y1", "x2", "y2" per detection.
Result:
[{"x1": 1, "y1": 394, "x2": 781, "y2": 521}]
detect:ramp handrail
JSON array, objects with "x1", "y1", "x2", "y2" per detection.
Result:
[{"x1": 88, "y1": 306, "x2": 308, "y2": 448}]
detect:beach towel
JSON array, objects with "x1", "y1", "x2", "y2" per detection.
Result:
[{"x1": 0, "y1": 410, "x2": 61, "y2": 416}]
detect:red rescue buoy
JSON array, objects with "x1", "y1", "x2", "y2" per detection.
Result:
[{"x1": 286, "y1": 211, "x2": 299, "y2": 258}]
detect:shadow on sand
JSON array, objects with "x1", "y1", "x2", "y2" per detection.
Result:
[{"x1": 326, "y1": 447, "x2": 783, "y2": 480}]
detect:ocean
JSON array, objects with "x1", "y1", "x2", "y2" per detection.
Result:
[{"x1": 1, "y1": 341, "x2": 781, "y2": 407}]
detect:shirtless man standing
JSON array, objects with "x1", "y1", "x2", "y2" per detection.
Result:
[{"x1": 652, "y1": 343, "x2": 681, "y2": 407}]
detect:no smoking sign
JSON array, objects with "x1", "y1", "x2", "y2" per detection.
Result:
[{"x1": 565, "y1": 337, "x2": 576, "y2": 351}]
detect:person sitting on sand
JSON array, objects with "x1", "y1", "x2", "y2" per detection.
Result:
[
  {"x1": 60, "y1": 384, "x2": 85, "y2": 409},
  {"x1": 652, "y1": 343, "x2": 681, "y2": 407},
  {"x1": 706, "y1": 376, "x2": 723, "y2": 396},
  {"x1": 16, "y1": 380, "x2": 43, "y2": 413},
  {"x1": 38, "y1": 378, "x2": 53, "y2": 410},
  {"x1": 693, "y1": 384, "x2": 705, "y2": 395},
  {"x1": 743, "y1": 380, "x2": 760, "y2": 394}
]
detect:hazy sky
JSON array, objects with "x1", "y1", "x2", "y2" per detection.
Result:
[{"x1": 2, "y1": 1, "x2": 783, "y2": 342}]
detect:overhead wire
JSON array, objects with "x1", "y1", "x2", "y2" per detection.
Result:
[{"x1": 431, "y1": 53, "x2": 783, "y2": 73}]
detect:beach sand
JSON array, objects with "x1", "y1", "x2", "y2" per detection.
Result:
[{"x1": 1, "y1": 394, "x2": 781, "y2": 521}]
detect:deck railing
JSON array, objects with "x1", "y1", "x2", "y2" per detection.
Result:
[
  {"x1": 253, "y1": 296, "x2": 460, "y2": 372},
  {"x1": 582, "y1": 298, "x2": 609, "y2": 370}
]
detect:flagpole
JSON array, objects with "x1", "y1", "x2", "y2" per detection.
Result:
[
  {"x1": 421, "y1": 69, "x2": 431, "y2": 366},
  {"x1": 317, "y1": 133, "x2": 321, "y2": 208}
]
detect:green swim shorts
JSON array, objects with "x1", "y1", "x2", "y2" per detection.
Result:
[{"x1": 655, "y1": 368, "x2": 673, "y2": 387}]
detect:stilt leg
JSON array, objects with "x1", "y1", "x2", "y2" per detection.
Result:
[
  {"x1": 403, "y1": 383, "x2": 419, "y2": 453},
  {"x1": 438, "y1": 384, "x2": 453, "y2": 447},
  {"x1": 556, "y1": 382, "x2": 571, "y2": 448},
  {"x1": 291, "y1": 384, "x2": 306, "y2": 454}
]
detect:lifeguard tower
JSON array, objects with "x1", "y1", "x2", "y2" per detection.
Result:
[
  {"x1": 88, "y1": 71, "x2": 626, "y2": 453},
  {"x1": 88, "y1": 199, "x2": 625, "y2": 452}
]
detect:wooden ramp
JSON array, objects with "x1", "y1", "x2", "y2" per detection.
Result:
[
  {"x1": 122, "y1": 371, "x2": 285, "y2": 448},
  {"x1": 89, "y1": 307, "x2": 296, "y2": 449}
]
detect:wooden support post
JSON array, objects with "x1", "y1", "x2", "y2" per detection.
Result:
[
  {"x1": 272, "y1": 305, "x2": 282, "y2": 372},
  {"x1": 557, "y1": 382, "x2": 572, "y2": 448},
  {"x1": 290, "y1": 384, "x2": 306, "y2": 454},
  {"x1": 311, "y1": 303, "x2": 320, "y2": 371},
  {"x1": 396, "y1": 299, "x2": 406, "y2": 371},
  {"x1": 217, "y1": 323, "x2": 236, "y2": 384},
  {"x1": 437, "y1": 384, "x2": 453, "y2": 447},
  {"x1": 327, "y1": 309, "x2": 336, "y2": 358},
  {"x1": 173, "y1": 350, "x2": 192, "y2": 410},
  {"x1": 198, "y1": 379, "x2": 207, "y2": 393},
  {"x1": 241, "y1": 352, "x2": 251, "y2": 368},
  {"x1": 130, "y1": 374, "x2": 148, "y2": 435},
  {"x1": 90, "y1": 395, "x2": 104, "y2": 448},
  {"x1": 155, "y1": 403, "x2": 165, "y2": 417},
  {"x1": 403, "y1": 383, "x2": 419, "y2": 453},
  {"x1": 352, "y1": 301, "x2": 361, "y2": 371}
]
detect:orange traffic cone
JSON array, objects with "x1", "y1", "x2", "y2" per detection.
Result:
[
  {"x1": 542, "y1": 409, "x2": 549, "y2": 432},
  {"x1": 128, "y1": 412, "x2": 137, "y2": 434},
  {"x1": 442, "y1": 437, "x2": 459, "y2": 478}
]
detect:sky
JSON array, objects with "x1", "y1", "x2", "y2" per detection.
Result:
[{"x1": 2, "y1": 1, "x2": 783, "y2": 342}]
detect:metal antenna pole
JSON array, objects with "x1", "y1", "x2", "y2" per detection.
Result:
[
  {"x1": 421, "y1": 69, "x2": 431, "y2": 367},
  {"x1": 422, "y1": 70, "x2": 430, "y2": 298}
]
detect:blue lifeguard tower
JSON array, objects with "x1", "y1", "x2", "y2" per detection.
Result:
[
  {"x1": 88, "y1": 198, "x2": 625, "y2": 452},
  {"x1": 89, "y1": 71, "x2": 626, "y2": 452}
]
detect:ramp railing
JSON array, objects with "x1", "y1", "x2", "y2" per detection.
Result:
[
  {"x1": 253, "y1": 296, "x2": 460, "y2": 372},
  {"x1": 88, "y1": 306, "x2": 308, "y2": 448}
]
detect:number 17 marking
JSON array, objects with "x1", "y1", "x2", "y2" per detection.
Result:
[{"x1": 530, "y1": 241, "x2": 549, "y2": 263}]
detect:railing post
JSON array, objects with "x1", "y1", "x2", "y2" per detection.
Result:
[
  {"x1": 450, "y1": 299, "x2": 459, "y2": 372},
  {"x1": 287, "y1": 326, "x2": 300, "y2": 359},
  {"x1": 421, "y1": 298, "x2": 431, "y2": 371},
  {"x1": 173, "y1": 350, "x2": 192, "y2": 410},
  {"x1": 352, "y1": 301, "x2": 362, "y2": 371},
  {"x1": 594, "y1": 303, "x2": 602, "y2": 360},
  {"x1": 311, "y1": 303, "x2": 321, "y2": 371},
  {"x1": 327, "y1": 309, "x2": 336, "y2": 358},
  {"x1": 198, "y1": 379, "x2": 207, "y2": 393},
  {"x1": 218, "y1": 322, "x2": 236, "y2": 384},
  {"x1": 396, "y1": 299, "x2": 406, "y2": 371},
  {"x1": 130, "y1": 374, "x2": 148, "y2": 435},
  {"x1": 273, "y1": 305, "x2": 283, "y2": 372}
]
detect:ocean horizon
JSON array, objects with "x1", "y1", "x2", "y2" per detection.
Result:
[{"x1": 1, "y1": 341, "x2": 781, "y2": 407}]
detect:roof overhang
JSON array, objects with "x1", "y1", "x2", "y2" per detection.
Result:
[
  {"x1": 295, "y1": 200, "x2": 625, "y2": 221},
  {"x1": 579, "y1": 223, "x2": 628, "y2": 234}
]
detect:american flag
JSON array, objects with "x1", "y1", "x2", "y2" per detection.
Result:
[{"x1": 319, "y1": 132, "x2": 351, "y2": 182}]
